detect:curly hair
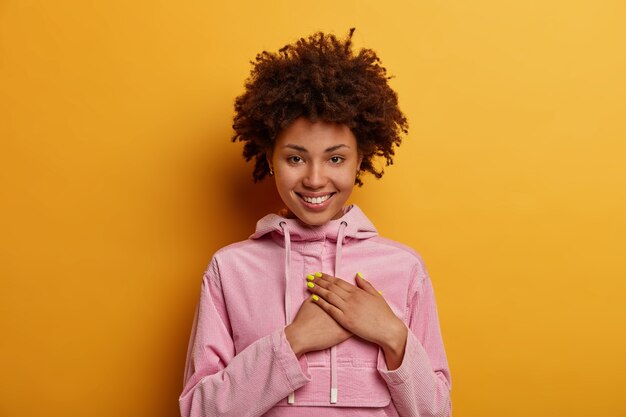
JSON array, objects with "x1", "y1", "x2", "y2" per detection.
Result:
[{"x1": 232, "y1": 28, "x2": 408, "y2": 186}]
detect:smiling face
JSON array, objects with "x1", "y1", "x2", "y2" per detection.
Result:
[{"x1": 270, "y1": 117, "x2": 362, "y2": 226}]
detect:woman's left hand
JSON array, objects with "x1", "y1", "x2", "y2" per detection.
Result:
[{"x1": 306, "y1": 272, "x2": 408, "y2": 369}]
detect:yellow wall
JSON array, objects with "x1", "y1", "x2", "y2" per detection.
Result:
[{"x1": 1, "y1": 1, "x2": 625, "y2": 416}]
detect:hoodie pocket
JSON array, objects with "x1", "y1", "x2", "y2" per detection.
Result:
[{"x1": 275, "y1": 362, "x2": 391, "y2": 407}]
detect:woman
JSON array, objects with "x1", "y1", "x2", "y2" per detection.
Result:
[{"x1": 180, "y1": 29, "x2": 452, "y2": 417}]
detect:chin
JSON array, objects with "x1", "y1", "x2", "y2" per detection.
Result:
[
  {"x1": 291, "y1": 208, "x2": 343, "y2": 227},
  {"x1": 291, "y1": 214, "x2": 325, "y2": 227},
  {"x1": 300, "y1": 217, "x2": 329, "y2": 227}
]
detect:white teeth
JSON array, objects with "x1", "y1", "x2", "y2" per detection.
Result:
[{"x1": 302, "y1": 194, "x2": 331, "y2": 204}]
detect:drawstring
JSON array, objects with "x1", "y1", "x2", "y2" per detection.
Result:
[
  {"x1": 281, "y1": 222, "x2": 292, "y2": 326},
  {"x1": 281, "y1": 220, "x2": 348, "y2": 405},
  {"x1": 280, "y1": 222, "x2": 296, "y2": 405},
  {"x1": 330, "y1": 221, "x2": 348, "y2": 404}
]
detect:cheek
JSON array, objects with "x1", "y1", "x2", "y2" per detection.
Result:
[
  {"x1": 274, "y1": 173, "x2": 296, "y2": 196},
  {"x1": 337, "y1": 167, "x2": 358, "y2": 190}
]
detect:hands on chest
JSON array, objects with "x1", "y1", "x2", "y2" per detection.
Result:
[{"x1": 285, "y1": 272, "x2": 408, "y2": 370}]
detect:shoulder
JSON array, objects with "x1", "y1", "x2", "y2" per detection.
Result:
[
  {"x1": 213, "y1": 238, "x2": 265, "y2": 257},
  {"x1": 204, "y1": 236, "x2": 276, "y2": 274},
  {"x1": 369, "y1": 236, "x2": 420, "y2": 258},
  {"x1": 366, "y1": 236, "x2": 425, "y2": 264},
  {"x1": 364, "y1": 236, "x2": 430, "y2": 284},
  {"x1": 211, "y1": 237, "x2": 271, "y2": 261}
]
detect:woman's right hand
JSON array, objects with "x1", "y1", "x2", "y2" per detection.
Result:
[{"x1": 285, "y1": 298, "x2": 351, "y2": 357}]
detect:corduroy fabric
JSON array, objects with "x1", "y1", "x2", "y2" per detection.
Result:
[{"x1": 179, "y1": 205, "x2": 451, "y2": 416}]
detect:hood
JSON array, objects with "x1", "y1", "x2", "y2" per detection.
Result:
[{"x1": 250, "y1": 204, "x2": 378, "y2": 242}]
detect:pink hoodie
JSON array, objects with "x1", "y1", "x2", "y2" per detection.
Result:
[{"x1": 179, "y1": 205, "x2": 452, "y2": 416}]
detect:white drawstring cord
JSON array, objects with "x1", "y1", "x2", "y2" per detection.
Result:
[
  {"x1": 330, "y1": 221, "x2": 347, "y2": 404},
  {"x1": 280, "y1": 222, "x2": 296, "y2": 405}
]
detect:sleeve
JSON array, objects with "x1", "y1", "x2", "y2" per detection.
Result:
[
  {"x1": 179, "y1": 258, "x2": 311, "y2": 417},
  {"x1": 376, "y1": 261, "x2": 452, "y2": 417}
]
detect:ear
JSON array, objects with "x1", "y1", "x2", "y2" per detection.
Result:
[{"x1": 357, "y1": 153, "x2": 363, "y2": 171}]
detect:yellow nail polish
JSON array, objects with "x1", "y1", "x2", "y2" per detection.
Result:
[
  {"x1": 312, "y1": 295, "x2": 319, "y2": 301},
  {"x1": 377, "y1": 290, "x2": 383, "y2": 295},
  {"x1": 357, "y1": 272, "x2": 364, "y2": 279},
  {"x1": 315, "y1": 272, "x2": 322, "y2": 278},
  {"x1": 307, "y1": 282, "x2": 315, "y2": 288},
  {"x1": 306, "y1": 274, "x2": 315, "y2": 281}
]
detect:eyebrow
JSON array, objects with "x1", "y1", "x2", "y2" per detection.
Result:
[{"x1": 284, "y1": 144, "x2": 350, "y2": 153}]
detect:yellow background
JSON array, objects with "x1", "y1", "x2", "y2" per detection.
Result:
[{"x1": 1, "y1": 1, "x2": 625, "y2": 416}]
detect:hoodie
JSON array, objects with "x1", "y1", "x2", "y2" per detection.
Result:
[{"x1": 179, "y1": 205, "x2": 452, "y2": 417}]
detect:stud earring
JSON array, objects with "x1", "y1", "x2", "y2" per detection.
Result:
[{"x1": 269, "y1": 167, "x2": 274, "y2": 176}]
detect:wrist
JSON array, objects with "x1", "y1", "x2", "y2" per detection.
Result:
[
  {"x1": 285, "y1": 324, "x2": 305, "y2": 358},
  {"x1": 379, "y1": 318, "x2": 407, "y2": 351},
  {"x1": 380, "y1": 319, "x2": 407, "y2": 369}
]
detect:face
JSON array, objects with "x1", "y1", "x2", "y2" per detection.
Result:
[{"x1": 270, "y1": 117, "x2": 362, "y2": 226}]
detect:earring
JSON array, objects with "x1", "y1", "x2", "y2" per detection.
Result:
[{"x1": 269, "y1": 167, "x2": 274, "y2": 176}]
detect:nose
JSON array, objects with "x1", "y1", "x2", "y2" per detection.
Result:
[{"x1": 302, "y1": 162, "x2": 326, "y2": 189}]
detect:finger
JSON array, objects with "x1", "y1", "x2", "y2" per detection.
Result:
[
  {"x1": 308, "y1": 273, "x2": 354, "y2": 297},
  {"x1": 354, "y1": 272, "x2": 381, "y2": 296},
  {"x1": 313, "y1": 272, "x2": 355, "y2": 289},
  {"x1": 307, "y1": 280, "x2": 347, "y2": 309},
  {"x1": 310, "y1": 294, "x2": 346, "y2": 324}
]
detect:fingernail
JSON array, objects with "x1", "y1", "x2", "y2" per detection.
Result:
[
  {"x1": 306, "y1": 274, "x2": 315, "y2": 281},
  {"x1": 307, "y1": 282, "x2": 315, "y2": 289},
  {"x1": 315, "y1": 272, "x2": 322, "y2": 278},
  {"x1": 312, "y1": 295, "x2": 319, "y2": 301},
  {"x1": 357, "y1": 272, "x2": 364, "y2": 279}
]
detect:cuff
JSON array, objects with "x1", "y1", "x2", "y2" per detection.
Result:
[
  {"x1": 377, "y1": 329, "x2": 431, "y2": 385},
  {"x1": 272, "y1": 328, "x2": 311, "y2": 390}
]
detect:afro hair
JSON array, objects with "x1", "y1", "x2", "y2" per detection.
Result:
[{"x1": 232, "y1": 28, "x2": 408, "y2": 186}]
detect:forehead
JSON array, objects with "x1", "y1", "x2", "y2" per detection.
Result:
[{"x1": 274, "y1": 117, "x2": 357, "y2": 151}]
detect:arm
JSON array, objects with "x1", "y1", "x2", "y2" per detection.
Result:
[
  {"x1": 376, "y1": 264, "x2": 452, "y2": 417},
  {"x1": 304, "y1": 265, "x2": 452, "y2": 416},
  {"x1": 179, "y1": 261, "x2": 310, "y2": 417}
]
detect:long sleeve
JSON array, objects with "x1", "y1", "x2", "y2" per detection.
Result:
[
  {"x1": 179, "y1": 260, "x2": 311, "y2": 417},
  {"x1": 377, "y1": 262, "x2": 452, "y2": 417}
]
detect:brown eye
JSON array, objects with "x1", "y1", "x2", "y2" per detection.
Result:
[
  {"x1": 288, "y1": 156, "x2": 303, "y2": 164},
  {"x1": 329, "y1": 156, "x2": 344, "y2": 164}
]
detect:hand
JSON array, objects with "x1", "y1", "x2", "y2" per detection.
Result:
[
  {"x1": 306, "y1": 272, "x2": 408, "y2": 370},
  {"x1": 285, "y1": 297, "x2": 352, "y2": 358}
]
